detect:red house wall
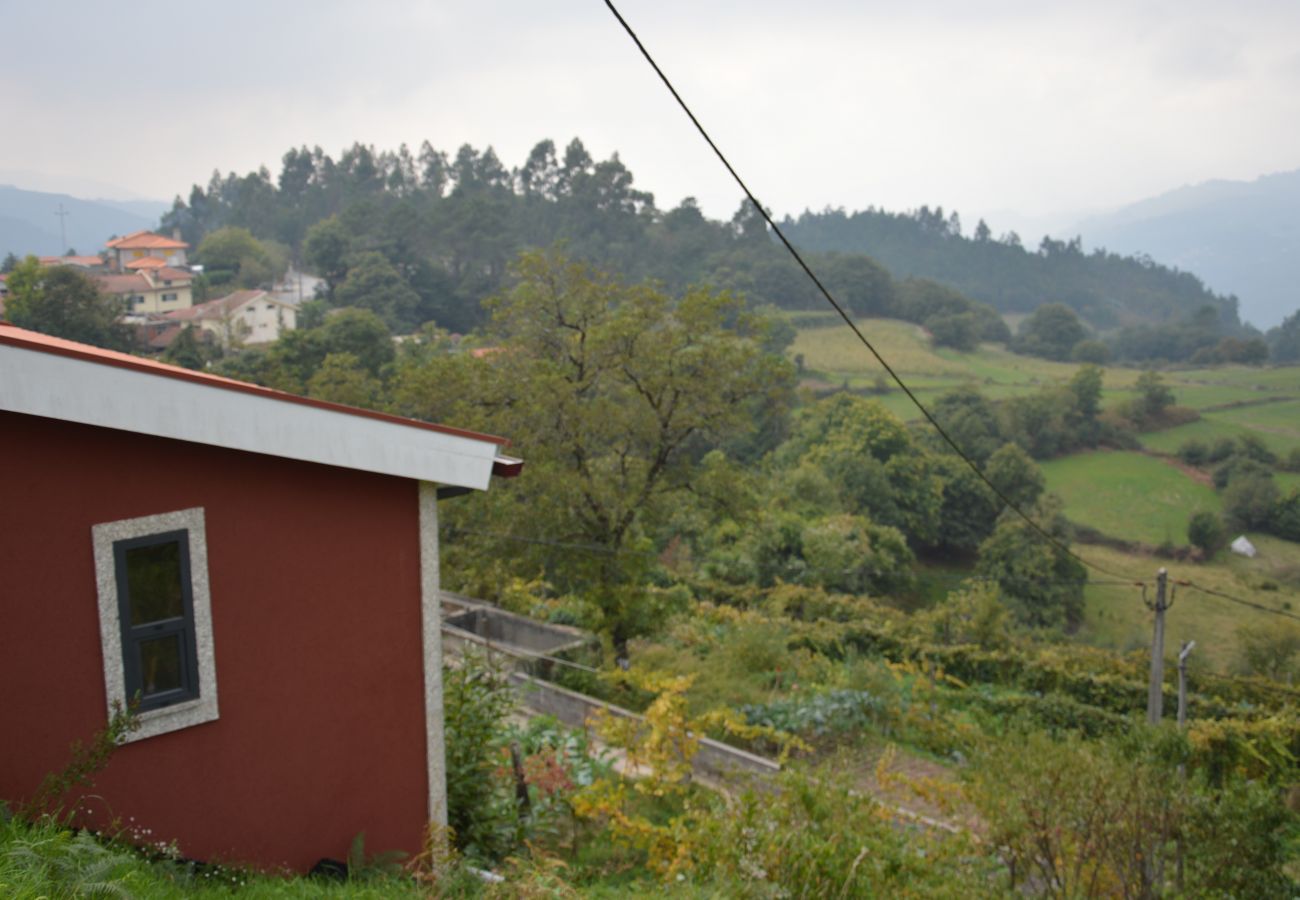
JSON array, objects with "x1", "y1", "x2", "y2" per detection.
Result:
[{"x1": 0, "y1": 409, "x2": 430, "y2": 871}]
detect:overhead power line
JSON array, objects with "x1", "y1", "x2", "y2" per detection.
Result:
[
  {"x1": 1180, "y1": 579, "x2": 1300, "y2": 624},
  {"x1": 602, "y1": 0, "x2": 1130, "y2": 583}
]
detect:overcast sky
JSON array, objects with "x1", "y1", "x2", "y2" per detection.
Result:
[{"x1": 2, "y1": 0, "x2": 1298, "y2": 237}]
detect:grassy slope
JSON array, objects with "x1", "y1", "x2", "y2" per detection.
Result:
[
  {"x1": 1075, "y1": 539, "x2": 1300, "y2": 672},
  {"x1": 1041, "y1": 451, "x2": 1221, "y2": 545},
  {"x1": 786, "y1": 315, "x2": 1300, "y2": 671}
]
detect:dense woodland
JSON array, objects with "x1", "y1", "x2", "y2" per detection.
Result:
[{"x1": 148, "y1": 138, "x2": 1287, "y2": 364}]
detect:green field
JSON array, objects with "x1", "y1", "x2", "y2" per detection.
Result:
[
  {"x1": 788, "y1": 315, "x2": 1137, "y2": 421},
  {"x1": 1141, "y1": 401, "x2": 1300, "y2": 458},
  {"x1": 1041, "y1": 451, "x2": 1221, "y2": 545},
  {"x1": 786, "y1": 314, "x2": 1300, "y2": 671}
]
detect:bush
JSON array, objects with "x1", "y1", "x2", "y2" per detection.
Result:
[
  {"x1": 690, "y1": 765, "x2": 990, "y2": 894},
  {"x1": 1071, "y1": 338, "x2": 1111, "y2": 364},
  {"x1": 1177, "y1": 439, "x2": 1209, "y2": 467},
  {"x1": 1234, "y1": 622, "x2": 1300, "y2": 681},
  {"x1": 966, "y1": 728, "x2": 1296, "y2": 896},
  {"x1": 1223, "y1": 472, "x2": 1280, "y2": 530},
  {"x1": 1187, "y1": 510, "x2": 1226, "y2": 556},
  {"x1": 443, "y1": 654, "x2": 522, "y2": 862},
  {"x1": 1207, "y1": 436, "x2": 1238, "y2": 463}
]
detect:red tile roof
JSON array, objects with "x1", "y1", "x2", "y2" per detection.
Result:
[
  {"x1": 164, "y1": 290, "x2": 267, "y2": 322},
  {"x1": 105, "y1": 230, "x2": 189, "y2": 251},
  {"x1": 0, "y1": 322, "x2": 512, "y2": 449},
  {"x1": 124, "y1": 256, "x2": 167, "y2": 270},
  {"x1": 39, "y1": 255, "x2": 106, "y2": 268},
  {"x1": 94, "y1": 273, "x2": 152, "y2": 294}
]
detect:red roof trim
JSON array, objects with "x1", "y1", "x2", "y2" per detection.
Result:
[{"x1": 0, "y1": 323, "x2": 510, "y2": 448}]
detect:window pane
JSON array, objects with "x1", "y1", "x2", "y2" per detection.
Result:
[
  {"x1": 125, "y1": 540, "x2": 184, "y2": 625},
  {"x1": 138, "y1": 635, "x2": 184, "y2": 696}
]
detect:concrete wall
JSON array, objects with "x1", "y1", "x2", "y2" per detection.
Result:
[{"x1": 507, "y1": 672, "x2": 780, "y2": 782}]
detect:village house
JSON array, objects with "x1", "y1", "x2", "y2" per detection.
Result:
[
  {"x1": 0, "y1": 322, "x2": 522, "y2": 871},
  {"x1": 96, "y1": 265, "x2": 195, "y2": 315},
  {"x1": 163, "y1": 289, "x2": 297, "y2": 347},
  {"x1": 104, "y1": 230, "x2": 189, "y2": 272}
]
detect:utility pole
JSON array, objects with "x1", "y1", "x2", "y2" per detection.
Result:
[
  {"x1": 54, "y1": 203, "x2": 71, "y2": 254},
  {"x1": 1145, "y1": 568, "x2": 1172, "y2": 725},
  {"x1": 1177, "y1": 640, "x2": 1196, "y2": 729}
]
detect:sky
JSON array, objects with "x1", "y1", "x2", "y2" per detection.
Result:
[{"x1": 2, "y1": 0, "x2": 1299, "y2": 238}]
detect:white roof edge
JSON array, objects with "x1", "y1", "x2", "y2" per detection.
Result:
[{"x1": 1, "y1": 342, "x2": 503, "y2": 490}]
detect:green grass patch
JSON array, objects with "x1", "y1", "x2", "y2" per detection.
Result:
[
  {"x1": 1277, "y1": 472, "x2": 1300, "y2": 494},
  {"x1": 1139, "y1": 418, "x2": 1257, "y2": 455},
  {"x1": 1209, "y1": 399, "x2": 1300, "y2": 455},
  {"x1": 1041, "y1": 451, "x2": 1220, "y2": 545}
]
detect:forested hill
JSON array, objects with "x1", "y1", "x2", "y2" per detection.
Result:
[
  {"x1": 159, "y1": 139, "x2": 1237, "y2": 335},
  {"x1": 781, "y1": 206, "x2": 1239, "y2": 330}
]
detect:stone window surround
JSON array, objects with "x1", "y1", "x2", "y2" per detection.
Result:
[{"x1": 92, "y1": 507, "x2": 218, "y2": 742}]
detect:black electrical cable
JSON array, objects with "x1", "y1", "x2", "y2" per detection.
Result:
[
  {"x1": 602, "y1": 0, "x2": 1131, "y2": 583},
  {"x1": 1180, "y1": 579, "x2": 1300, "y2": 623}
]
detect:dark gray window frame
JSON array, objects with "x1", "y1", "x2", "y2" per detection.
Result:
[{"x1": 113, "y1": 529, "x2": 200, "y2": 711}]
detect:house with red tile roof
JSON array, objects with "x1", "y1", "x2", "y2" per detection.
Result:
[
  {"x1": 164, "y1": 289, "x2": 297, "y2": 347},
  {"x1": 0, "y1": 321, "x2": 522, "y2": 871},
  {"x1": 105, "y1": 230, "x2": 189, "y2": 272},
  {"x1": 96, "y1": 265, "x2": 194, "y2": 315}
]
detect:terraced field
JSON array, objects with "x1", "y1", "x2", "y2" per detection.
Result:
[
  {"x1": 787, "y1": 314, "x2": 1300, "y2": 671},
  {"x1": 788, "y1": 314, "x2": 1138, "y2": 420}
]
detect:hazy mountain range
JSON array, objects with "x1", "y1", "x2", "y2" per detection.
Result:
[
  {"x1": 0, "y1": 185, "x2": 168, "y2": 260},
  {"x1": 1071, "y1": 169, "x2": 1300, "y2": 329}
]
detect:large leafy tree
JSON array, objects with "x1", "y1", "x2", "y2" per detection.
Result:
[
  {"x1": 333, "y1": 251, "x2": 420, "y2": 331},
  {"x1": 395, "y1": 251, "x2": 793, "y2": 654},
  {"x1": 195, "y1": 226, "x2": 287, "y2": 289},
  {"x1": 4, "y1": 256, "x2": 128, "y2": 350},
  {"x1": 1012, "y1": 302, "x2": 1087, "y2": 360},
  {"x1": 975, "y1": 498, "x2": 1086, "y2": 630}
]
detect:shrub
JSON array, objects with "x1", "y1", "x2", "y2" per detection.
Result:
[
  {"x1": 1223, "y1": 472, "x2": 1280, "y2": 530},
  {"x1": 1177, "y1": 439, "x2": 1209, "y2": 467},
  {"x1": 1207, "y1": 436, "x2": 1237, "y2": 463},
  {"x1": 966, "y1": 728, "x2": 1296, "y2": 896},
  {"x1": 1071, "y1": 338, "x2": 1111, "y2": 364},
  {"x1": 690, "y1": 765, "x2": 990, "y2": 895},
  {"x1": 1187, "y1": 510, "x2": 1226, "y2": 556},
  {"x1": 1234, "y1": 622, "x2": 1300, "y2": 682},
  {"x1": 443, "y1": 653, "x2": 522, "y2": 862}
]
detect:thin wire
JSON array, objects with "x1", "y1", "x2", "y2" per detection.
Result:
[
  {"x1": 601, "y1": 0, "x2": 1131, "y2": 584},
  {"x1": 1180, "y1": 579, "x2": 1300, "y2": 623}
]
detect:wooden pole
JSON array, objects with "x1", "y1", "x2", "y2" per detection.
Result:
[{"x1": 1146, "y1": 568, "x2": 1170, "y2": 725}]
